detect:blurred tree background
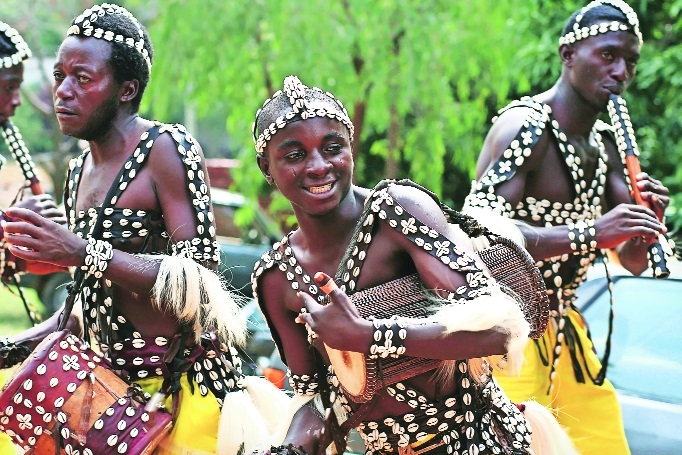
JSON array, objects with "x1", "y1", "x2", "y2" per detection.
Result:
[{"x1": 1, "y1": 0, "x2": 680, "y2": 235}]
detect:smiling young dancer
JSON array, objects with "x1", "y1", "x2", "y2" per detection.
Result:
[
  {"x1": 464, "y1": 1, "x2": 670, "y2": 453},
  {"x1": 251, "y1": 75, "x2": 577, "y2": 455}
]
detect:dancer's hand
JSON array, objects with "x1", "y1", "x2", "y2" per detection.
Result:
[
  {"x1": 634, "y1": 172, "x2": 669, "y2": 221},
  {"x1": 3, "y1": 207, "x2": 86, "y2": 268},
  {"x1": 295, "y1": 272, "x2": 371, "y2": 352}
]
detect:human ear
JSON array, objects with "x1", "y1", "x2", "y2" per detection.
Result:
[
  {"x1": 256, "y1": 153, "x2": 274, "y2": 185},
  {"x1": 119, "y1": 79, "x2": 139, "y2": 103},
  {"x1": 559, "y1": 44, "x2": 576, "y2": 66}
]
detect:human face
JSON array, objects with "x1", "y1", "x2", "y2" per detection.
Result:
[
  {"x1": 52, "y1": 36, "x2": 121, "y2": 141},
  {"x1": 566, "y1": 30, "x2": 640, "y2": 112},
  {"x1": 0, "y1": 64, "x2": 23, "y2": 124},
  {"x1": 259, "y1": 116, "x2": 353, "y2": 217}
]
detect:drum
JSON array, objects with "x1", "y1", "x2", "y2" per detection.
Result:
[
  {"x1": 0, "y1": 330, "x2": 172, "y2": 454},
  {"x1": 327, "y1": 235, "x2": 549, "y2": 403}
]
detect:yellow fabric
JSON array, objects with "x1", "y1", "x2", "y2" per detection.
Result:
[
  {"x1": 0, "y1": 369, "x2": 18, "y2": 455},
  {"x1": 0, "y1": 434, "x2": 14, "y2": 455},
  {"x1": 136, "y1": 374, "x2": 222, "y2": 455},
  {"x1": 495, "y1": 307, "x2": 630, "y2": 455}
]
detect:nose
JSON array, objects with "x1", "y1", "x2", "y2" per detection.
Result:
[
  {"x1": 306, "y1": 150, "x2": 332, "y2": 177},
  {"x1": 54, "y1": 77, "x2": 74, "y2": 101},
  {"x1": 11, "y1": 89, "x2": 21, "y2": 108},
  {"x1": 611, "y1": 58, "x2": 628, "y2": 82}
]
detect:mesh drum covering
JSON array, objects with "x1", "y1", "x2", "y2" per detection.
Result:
[
  {"x1": 476, "y1": 235, "x2": 549, "y2": 339},
  {"x1": 329, "y1": 236, "x2": 549, "y2": 403}
]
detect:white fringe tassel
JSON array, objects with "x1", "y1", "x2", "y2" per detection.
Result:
[
  {"x1": 428, "y1": 289, "x2": 530, "y2": 383},
  {"x1": 520, "y1": 400, "x2": 579, "y2": 455},
  {"x1": 216, "y1": 377, "x2": 292, "y2": 455},
  {"x1": 148, "y1": 255, "x2": 246, "y2": 346}
]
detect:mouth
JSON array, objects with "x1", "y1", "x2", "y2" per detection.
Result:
[
  {"x1": 306, "y1": 182, "x2": 334, "y2": 194},
  {"x1": 55, "y1": 107, "x2": 76, "y2": 116},
  {"x1": 604, "y1": 86, "x2": 623, "y2": 96}
]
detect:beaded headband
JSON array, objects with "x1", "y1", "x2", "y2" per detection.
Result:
[
  {"x1": 559, "y1": 0, "x2": 642, "y2": 48},
  {"x1": 66, "y1": 3, "x2": 151, "y2": 72},
  {"x1": 252, "y1": 75, "x2": 354, "y2": 155},
  {"x1": 0, "y1": 21, "x2": 31, "y2": 69}
]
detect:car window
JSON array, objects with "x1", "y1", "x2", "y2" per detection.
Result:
[
  {"x1": 212, "y1": 203, "x2": 273, "y2": 245},
  {"x1": 581, "y1": 277, "x2": 682, "y2": 404}
]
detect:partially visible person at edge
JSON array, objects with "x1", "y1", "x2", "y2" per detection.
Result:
[
  {"x1": 464, "y1": 1, "x2": 670, "y2": 454},
  {"x1": 250, "y1": 75, "x2": 578, "y2": 455},
  {"x1": 0, "y1": 21, "x2": 65, "y2": 278},
  {"x1": 1, "y1": 4, "x2": 285, "y2": 454},
  {"x1": 0, "y1": 19, "x2": 65, "y2": 455}
]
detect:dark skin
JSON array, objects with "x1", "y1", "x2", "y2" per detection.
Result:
[
  {"x1": 257, "y1": 116, "x2": 510, "y2": 455},
  {"x1": 2, "y1": 36, "x2": 216, "y2": 355},
  {"x1": 475, "y1": 31, "x2": 668, "y2": 306},
  {"x1": 0, "y1": 62, "x2": 66, "y2": 275},
  {"x1": 0, "y1": 63, "x2": 23, "y2": 123}
]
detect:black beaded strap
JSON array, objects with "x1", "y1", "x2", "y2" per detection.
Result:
[
  {"x1": 287, "y1": 371, "x2": 320, "y2": 396},
  {"x1": 368, "y1": 317, "x2": 407, "y2": 359},
  {"x1": 0, "y1": 336, "x2": 31, "y2": 369},
  {"x1": 567, "y1": 218, "x2": 597, "y2": 252}
]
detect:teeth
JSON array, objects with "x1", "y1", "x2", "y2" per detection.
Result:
[{"x1": 309, "y1": 183, "x2": 332, "y2": 194}]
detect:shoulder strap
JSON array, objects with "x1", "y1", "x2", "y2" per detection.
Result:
[
  {"x1": 476, "y1": 99, "x2": 550, "y2": 192},
  {"x1": 334, "y1": 179, "x2": 494, "y2": 300}
]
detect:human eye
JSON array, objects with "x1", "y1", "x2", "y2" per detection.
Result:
[
  {"x1": 601, "y1": 50, "x2": 613, "y2": 61},
  {"x1": 626, "y1": 57, "x2": 638, "y2": 68},
  {"x1": 325, "y1": 142, "x2": 343, "y2": 154},
  {"x1": 77, "y1": 74, "x2": 91, "y2": 84},
  {"x1": 283, "y1": 149, "x2": 304, "y2": 161},
  {"x1": 53, "y1": 71, "x2": 64, "y2": 81}
]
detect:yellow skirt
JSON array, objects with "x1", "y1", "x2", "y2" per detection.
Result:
[
  {"x1": 136, "y1": 375, "x2": 223, "y2": 455},
  {"x1": 0, "y1": 369, "x2": 19, "y2": 455},
  {"x1": 495, "y1": 307, "x2": 630, "y2": 455}
]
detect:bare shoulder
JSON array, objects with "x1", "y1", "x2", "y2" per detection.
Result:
[
  {"x1": 385, "y1": 183, "x2": 448, "y2": 232},
  {"x1": 147, "y1": 124, "x2": 207, "y2": 182},
  {"x1": 485, "y1": 107, "x2": 537, "y2": 158}
]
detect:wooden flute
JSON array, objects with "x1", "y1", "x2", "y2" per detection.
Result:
[
  {"x1": 607, "y1": 94, "x2": 670, "y2": 279},
  {"x1": 1, "y1": 120, "x2": 45, "y2": 280}
]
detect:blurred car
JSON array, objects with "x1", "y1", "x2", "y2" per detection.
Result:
[
  {"x1": 575, "y1": 260, "x2": 682, "y2": 455},
  {"x1": 19, "y1": 187, "x2": 282, "y2": 315}
]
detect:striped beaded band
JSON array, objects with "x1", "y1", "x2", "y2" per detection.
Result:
[
  {"x1": 287, "y1": 371, "x2": 319, "y2": 396},
  {"x1": 559, "y1": 0, "x2": 642, "y2": 48},
  {"x1": 66, "y1": 3, "x2": 151, "y2": 72},
  {"x1": 252, "y1": 75, "x2": 354, "y2": 155},
  {"x1": 368, "y1": 317, "x2": 407, "y2": 359},
  {"x1": 81, "y1": 238, "x2": 114, "y2": 279},
  {"x1": 0, "y1": 21, "x2": 31, "y2": 69}
]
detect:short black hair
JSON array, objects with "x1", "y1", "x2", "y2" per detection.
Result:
[
  {"x1": 562, "y1": 4, "x2": 632, "y2": 38},
  {"x1": 70, "y1": 10, "x2": 154, "y2": 112},
  {"x1": 0, "y1": 32, "x2": 17, "y2": 58}
]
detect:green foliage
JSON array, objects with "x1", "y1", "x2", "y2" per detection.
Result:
[
  {"x1": 2, "y1": 1, "x2": 680, "y2": 234},
  {"x1": 146, "y1": 0, "x2": 540, "y2": 224}
]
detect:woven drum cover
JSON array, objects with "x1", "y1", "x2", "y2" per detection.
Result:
[
  {"x1": 334, "y1": 275, "x2": 443, "y2": 403},
  {"x1": 0, "y1": 330, "x2": 172, "y2": 454},
  {"x1": 476, "y1": 236, "x2": 550, "y2": 339}
]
